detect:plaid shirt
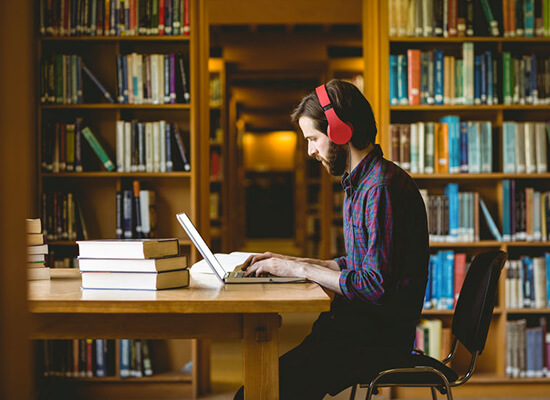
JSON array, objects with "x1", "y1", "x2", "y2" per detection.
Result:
[{"x1": 335, "y1": 144, "x2": 429, "y2": 305}]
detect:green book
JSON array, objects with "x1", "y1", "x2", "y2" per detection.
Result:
[
  {"x1": 81, "y1": 127, "x2": 115, "y2": 171},
  {"x1": 173, "y1": 0, "x2": 181, "y2": 35},
  {"x1": 502, "y1": 52, "x2": 512, "y2": 105},
  {"x1": 151, "y1": 0, "x2": 159, "y2": 34},
  {"x1": 455, "y1": 59, "x2": 463, "y2": 105},
  {"x1": 55, "y1": 55, "x2": 63, "y2": 104},
  {"x1": 480, "y1": 0, "x2": 499, "y2": 36}
]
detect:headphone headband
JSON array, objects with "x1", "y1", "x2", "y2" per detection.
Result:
[{"x1": 315, "y1": 85, "x2": 353, "y2": 145}]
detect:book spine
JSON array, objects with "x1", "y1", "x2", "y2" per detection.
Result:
[
  {"x1": 95, "y1": 339, "x2": 106, "y2": 377},
  {"x1": 133, "y1": 180, "x2": 143, "y2": 238},
  {"x1": 434, "y1": 49, "x2": 444, "y2": 104},
  {"x1": 407, "y1": 49, "x2": 421, "y2": 105},
  {"x1": 165, "y1": 122, "x2": 173, "y2": 172},
  {"x1": 122, "y1": 189, "x2": 133, "y2": 238},
  {"x1": 82, "y1": 63, "x2": 114, "y2": 103},
  {"x1": 120, "y1": 339, "x2": 130, "y2": 377},
  {"x1": 116, "y1": 189, "x2": 123, "y2": 239},
  {"x1": 174, "y1": 127, "x2": 190, "y2": 171},
  {"x1": 81, "y1": 127, "x2": 115, "y2": 171}
]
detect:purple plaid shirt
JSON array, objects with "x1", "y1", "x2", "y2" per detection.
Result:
[{"x1": 335, "y1": 144, "x2": 429, "y2": 306}]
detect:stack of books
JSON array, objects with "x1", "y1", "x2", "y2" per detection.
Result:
[
  {"x1": 27, "y1": 218, "x2": 50, "y2": 280},
  {"x1": 77, "y1": 239, "x2": 189, "y2": 290}
]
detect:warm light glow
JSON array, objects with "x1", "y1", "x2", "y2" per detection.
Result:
[{"x1": 243, "y1": 131, "x2": 297, "y2": 171}]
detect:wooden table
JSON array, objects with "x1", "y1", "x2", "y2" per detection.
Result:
[{"x1": 28, "y1": 270, "x2": 331, "y2": 400}]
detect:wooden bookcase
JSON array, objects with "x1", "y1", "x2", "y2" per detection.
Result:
[
  {"x1": 208, "y1": 57, "x2": 229, "y2": 253},
  {"x1": 365, "y1": 0, "x2": 550, "y2": 397},
  {"x1": 35, "y1": 0, "x2": 208, "y2": 398}
]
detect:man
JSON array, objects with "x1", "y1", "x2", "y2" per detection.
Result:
[{"x1": 235, "y1": 80, "x2": 429, "y2": 399}]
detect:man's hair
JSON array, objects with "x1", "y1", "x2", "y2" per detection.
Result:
[{"x1": 290, "y1": 79, "x2": 377, "y2": 149}]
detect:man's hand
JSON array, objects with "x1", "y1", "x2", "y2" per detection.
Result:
[{"x1": 243, "y1": 252, "x2": 305, "y2": 278}]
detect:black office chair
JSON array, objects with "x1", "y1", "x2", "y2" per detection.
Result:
[{"x1": 349, "y1": 250, "x2": 507, "y2": 400}]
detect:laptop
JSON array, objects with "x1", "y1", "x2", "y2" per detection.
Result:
[{"x1": 176, "y1": 212, "x2": 307, "y2": 284}]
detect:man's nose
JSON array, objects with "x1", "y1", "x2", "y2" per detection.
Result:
[{"x1": 308, "y1": 142, "x2": 317, "y2": 157}]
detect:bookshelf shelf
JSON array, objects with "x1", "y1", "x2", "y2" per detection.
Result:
[
  {"x1": 40, "y1": 36, "x2": 192, "y2": 42},
  {"x1": 429, "y1": 241, "x2": 503, "y2": 248},
  {"x1": 41, "y1": 172, "x2": 193, "y2": 178},
  {"x1": 412, "y1": 173, "x2": 550, "y2": 180},
  {"x1": 390, "y1": 105, "x2": 550, "y2": 111},
  {"x1": 507, "y1": 308, "x2": 550, "y2": 314},
  {"x1": 390, "y1": 37, "x2": 550, "y2": 43},
  {"x1": 421, "y1": 308, "x2": 503, "y2": 315},
  {"x1": 40, "y1": 104, "x2": 192, "y2": 110}
]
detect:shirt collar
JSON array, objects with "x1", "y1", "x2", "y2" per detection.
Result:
[{"x1": 341, "y1": 144, "x2": 383, "y2": 195}]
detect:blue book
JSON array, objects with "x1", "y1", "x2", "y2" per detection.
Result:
[
  {"x1": 459, "y1": 122, "x2": 469, "y2": 172},
  {"x1": 474, "y1": 55, "x2": 481, "y2": 105},
  {"x1": 524, "y1": 0, "x2": 535, "y2": 37},
  {"x1": 444, "y1": 183, "x2": 459, "y2": 241},
  {"x1": 479, "y1": 196, "x2": 503, "y2": 241},
  {"x1": 431, "y1": 253, "x2": 441, "y2": 309},
  {"x1": 502, "y1": 122, "x2": 516, "y2": 173},
  {"x1": 95, "y1": 339, "x2": 106, "y2": 377},
  {"x1": 545, "y1": 253, "x2": 550, "y2": 307},
  {"x1": 397, "y1": 54, "x2": 408, "y2": 105},
  {"x1": 116, "y1": 55, "x2": 125, "y2": 103},
  {"x1": 444, "y1": 250, "x2": 455, "y2": 309},
  {"x1": 529, "y1": 53, "x2": 538, "y2": 104},
  {"x1": 441, "y1": 116, "x2": 460, "y2": 173},
  {"x1": 165, "y1": 122, "x2": 173, "y2": 172},
  {"x1": 120, "y1": 339, "x2": 130, "y2": 378},
  {"x1": 164, "y1": 54, "x2": 171, "y2": 104},
  {"x1": 486, "y1": 51, "x2": 493, "y2": 105},
  {"x1": 389, "y1": 55, "x2": 398, "y2": 105},
  {"x1": 480, "y1": 122, "x2": 493, "y2": 173},
  {"x1": 123, "y1": 190, "x2": 133, "y2": 239},
  {"x1": 424, "y1": 255, "x2": 435, "y2": 309},
  {"x1": 467, "y1": 121, "x2": 481, "y2": 173},
  {"x1": 502, "y1": 179, "x2": 511, "y2": 241},
  {"x1": 122, "y1": 56, "x2": 129, "y2": 103},
  {"x1": 434, "y1": 50, "x2": 444, "y2": 105},
  {"x1": 524, "y1": 257, "x2": 535, "y2": 307},
  {"x1": 437, "y1": 251, "x2": 445, "y2": 309},
  {"x1": 480, "y1": 53, "x2": 487, "y2": 104}
]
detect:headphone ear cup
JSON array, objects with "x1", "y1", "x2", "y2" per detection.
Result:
[{"x1": 327, "y1": 117, "x2": 353, "y2": 145}]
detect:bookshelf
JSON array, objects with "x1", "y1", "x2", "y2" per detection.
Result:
[
  {"x1": 208, "y1": 57, "x2": 228, "y2": 252},
  {"x1": 36, "y1": 0, "x2": 207, "y2": 398},
  {"x1": 366, "y1": 0, "x2": 550, "y2": 396}
]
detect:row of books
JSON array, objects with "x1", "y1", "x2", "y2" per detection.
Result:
[
  {"x1": 389, "y1": 0, "x2": 550, "y2": 38},
  {"x1": 414, "y1": 319, "x2": 452, "y2": 361},
  {"x1": 424, "y1": 250, "x2": 469, "y2": 310},
  {"x1": 115, "y1": 53, "x2": 190, "y2": 104},
  {"x1": 78, "y1": 238, "x2": 189, "y2": 290},
  {"x1": 43, "y1": 339, "x2": 154, "y2": 378},
  {"x1": 42, "y1": 120, "x2": 114, "y2": 172},
  {"x1": 503, "y1": 122, "x2": 550, "y2": 174},
  {"x1": 210, "y1": 149, "x2": 223, "y2": 180},
  {"x1": 39, "y1": 0, "x2": 190, "y2": 37},
  {"x1": 41, "y1": 119, "x2": 191, "y2": 173},
  {"x1": 40, "y1": 55, "x2": 114, "y2": 104},
  {"x1": 390, "y1": 119, "x2": 494, "y2": 174},
  {"x1": 27, "y1": 219, "x2": 50, "y2": 280},
  {"x1": 502, "y1": 180, "x2": 550, "y2": 241},
  {"x1": 390, "y1": 47, "x2": 550, "y2": 106},
  {"x1": 41, "y1": 192, "x2": 88, "y2": 241},
  {"x1": 115, "y1": 120, "x2": 191, "y2": 172},
  {"x1": 116, "y1": 181, "x2": 157, "y2": 239},
  {"x1": 506, "y1": 318, "x2": 550, "y2": 378},
  {"x1": 505, "y1": 255, "x2": 550, "y2": 309},
  {"x1": 502, "y1": 52, "x2": 550, "y2": 105}
]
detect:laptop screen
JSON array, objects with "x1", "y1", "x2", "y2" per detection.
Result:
[{"x1": 176, "y1": 212, "x2": 226, "y2": 283}]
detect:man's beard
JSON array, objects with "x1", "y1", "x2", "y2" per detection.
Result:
[{"x1": 317, "y1": 141, "x2": 348, "y2": 176}]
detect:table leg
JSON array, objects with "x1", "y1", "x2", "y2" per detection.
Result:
[{"x1": 242, "y1": 313, "x2": 279, "y2": 400}]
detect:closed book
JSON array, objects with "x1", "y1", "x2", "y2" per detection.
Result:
[
  {"x1": 81, "y1": 268, "x2": 189, "y2": 290},
  {"x1": 479, "y1": 197, "x2": 503, "y2": 241},
  {"x1": 79, "y1": 255, "x2": 187, "y2": 272},
  {"x1": 28, "y1": 253, "x2": 46, "y2": 262},
  {"x1": 28, "y1": 266, "x2": 51, "y2": 281},
  {"x1": 28, "y1": 244, "x2": 49, "y2": 255},
  {"x1": 81, "y1": 127, "x2": 115, "y2": 171},
  {"x1": 77, "y1": 238, "x2": 179, "y2": 259},
  {"x1": 27, "y1": 233, "x2": 44, "y2": 246},
  {"x1": 26, "y1": 218, "x2": 42, "y2": 234},
  {"x1": 407, "y1": 49, "x2": 421, "y2": 105}
]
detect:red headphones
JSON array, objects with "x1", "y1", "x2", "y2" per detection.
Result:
[{"x1": 315, "y1": 84, "x2": 353, "y2": 145}]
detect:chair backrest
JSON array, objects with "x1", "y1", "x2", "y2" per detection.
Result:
[{"x1": 452, "y1": 250, "x2": 507, "y2": 355}]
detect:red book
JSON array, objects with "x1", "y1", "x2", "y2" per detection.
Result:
[
  {"x1": 59, "y1": 123, "x2": 66, "y2": 172},
  {"x1": 86, "y1": 339, "x2": 93, "y2": 377},
  {"x1": 454, "y1": 253, "x2": 467, "y2": 307},
  {"x1": 183, "y1": 0, "x2": 190, "y2": 35},
  {"x1": 407, "y1": 49, "x2": 421, "y2": 105},
  {"x1": 158, "y1": 0, "x2": 165, "y2": 35},
  {"x1": 130, "y1": 0, "x2": 138, "y2": 35},
  {"x1": 448, "y1": 0, "x2": 458, "y2": 36}
]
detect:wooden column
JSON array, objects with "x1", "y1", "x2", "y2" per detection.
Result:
[{"x1": 0, "y1": 1, "x2": 34, "y2": 399}]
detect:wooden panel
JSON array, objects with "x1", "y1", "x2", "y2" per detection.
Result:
[
  {"x1": 0, "y1": 1, "x2": 34, "y2": 399},
  {"x1": 208, "y1": 0, "x2": 361, "y2": 25},
  {"x1": 243, "y1": 314, "x2": 279, "y2": 400}
]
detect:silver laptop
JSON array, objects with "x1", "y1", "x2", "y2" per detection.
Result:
[{"x1": 176, "y1": 212, "x2": 307, "y2": 284}]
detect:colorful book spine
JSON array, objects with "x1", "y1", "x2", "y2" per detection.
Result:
[{"x1": 81, "y1": 127, "x2": 115, "y2": 171}]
